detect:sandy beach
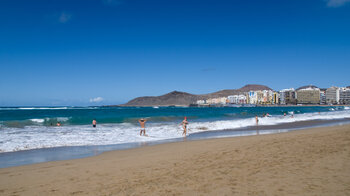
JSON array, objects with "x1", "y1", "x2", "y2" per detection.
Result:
[{"x1": 1, "y1": 124, "x2": 350, "y2": 196}]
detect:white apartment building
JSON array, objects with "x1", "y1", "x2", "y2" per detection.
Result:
[
  {"x1": 196, "y1": 100, "x2": 205, "y2": 105},
  {"x1": 339, "y1": 87, "x2": 350, "y2": 104},
  {"x1": 248, "y1": 91, "x2": 258, "y2": 104},
  {"x1": 320, "y1": 89, "x2": 326, "y2": 105},
  {"x1": 326, "y1": 86, "x2": 340, "y2": 104},
  {"x1": 228, "y1": 95, "x2": 247, "y2": 104}
]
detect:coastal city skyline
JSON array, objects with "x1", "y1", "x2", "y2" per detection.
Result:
[
  {"x1": 120, "y1": 84, "x2": 350, "y2": 106},
  {"x1": 1, "y1": 0, "x2": 350, "y2": 106}
]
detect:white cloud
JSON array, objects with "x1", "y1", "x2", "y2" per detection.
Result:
[
  {"x1": 326, "y1": 0, "x2": 350, "y2": 7},
  {"x1": 90, "y1": 97, "x2": 104, "y2": 103},
  {"x1": 58, "y1": 12, "x2": 72, "y2": 23},
  {"x1": 102, "y1": 0, "x2": 123, "y2": 6}
]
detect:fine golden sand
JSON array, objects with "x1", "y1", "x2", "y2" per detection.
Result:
[{"x1": 1, "y1": 124, "x2": 350, "y2": 195}]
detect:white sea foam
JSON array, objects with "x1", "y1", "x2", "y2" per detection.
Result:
[
  {"x1": 30, "y1": 119, "x2": 45, "y2": 123},
  {"x1": 18, "y1": 107, "x2": 69, "y2": 110},
  {"x1": 56, "y1": 117, "x2": 70, "y2": 122},
  {"x1": 0, "y1": 110, "x2": 349, "y2": 153}
]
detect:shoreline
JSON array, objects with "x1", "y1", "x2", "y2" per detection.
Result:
[
  {"x1": 110, "y1": 104, "x2": 350, "y2": 107},
  {"x1": 1, "y1": 118, "x2": 350, "y2": 168},
  {"x1": 1, "y1": 124, "x2": 350, "y2": 195}
]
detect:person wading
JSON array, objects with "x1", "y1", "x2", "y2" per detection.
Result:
[
  {"x1": 181, "y1": 117, "x2": 189, "y2": 137},
  {"x1": 139, "y1": 118, "x2": 147, "y2": 136}
]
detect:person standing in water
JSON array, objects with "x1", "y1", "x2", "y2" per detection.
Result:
[
  {"x1": 255, "y1": 115, "x2": 259, "y2": 135},
  {"x1": 139, "y1": 118, "x2": 147, "y2": 136},
  {"x1": 181, "y1": 117, "x2": 189, "y2": 137},
  {"x1": 92, "y1": 119, "x2": 97, "y2": 128}
]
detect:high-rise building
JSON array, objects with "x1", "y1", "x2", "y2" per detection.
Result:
[
  {"x1": 319, "y1": 89, "x2": 326, "y2": 105},
  {"x1": 339, "y1": 87, "x2": 350, "y2": 104},
  {"x1": 279, "y1": 88, "x2": 296, "y2": 105},
  {"x1": 326, "y1": 86, "x2": 340, "y2": 105},
  {"x1": 296, "y1": 86, "x2": 320, "y2": 104},
  {"x1": 272, "y1": 92, "x2": 279, "y2": 104}
]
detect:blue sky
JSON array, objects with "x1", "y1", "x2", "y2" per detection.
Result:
[{"x1": 0, "y1": 0, "x2": 349, "y2": 106}]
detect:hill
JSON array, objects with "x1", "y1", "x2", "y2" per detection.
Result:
[{"x1": 121, "y1": 84, "x2": 273, "y2": 106}]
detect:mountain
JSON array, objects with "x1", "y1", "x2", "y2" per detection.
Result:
[
  {"x1": 121, "y1": 84, "x2": 273, "y2": 106},
  {"x1": 121, "y1": 91, "x2": 200, "y2": 106}
]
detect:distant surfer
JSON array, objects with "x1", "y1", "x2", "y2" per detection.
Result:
[
  {"x1": 56, "y1": 122, "x2": 61, "y2": 126},
  {"x1": 139, "y1": 118, "x2": 147, "y2": 136},
  {"x1": 92, "y1": 119, "x2": 97, "y2": 128},
  {"x1": 181, "y1": 117, "x2": 189, "y2": 137}
]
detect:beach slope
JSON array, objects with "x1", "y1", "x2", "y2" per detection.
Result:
[{"x1": 1, "y1": 124, "x2": 350, "y2": 195}]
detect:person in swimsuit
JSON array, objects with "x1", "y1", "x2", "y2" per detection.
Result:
[
  {"x1": 139, "y1": 118, "x2": 147, "y2": 136},
  {"x1": 56, "y1": 122, "x2": 61, "y2": 126},
  {"x1": 92, "y1": 119, "x2": 97, "y2": 128},
  {"x1": 255, "y1": 115, "x2": 259, "y2": 125},
  {"x1": 181, "y1": 117, "x2": 189, "y2": 137}
]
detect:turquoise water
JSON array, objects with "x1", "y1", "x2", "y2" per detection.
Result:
[
  {"x1": 0, "y1": 106, "x2": 346, "y2": 127},
  {"x1": 0, "y1": 106, "x2": 349, "y2": 153}
]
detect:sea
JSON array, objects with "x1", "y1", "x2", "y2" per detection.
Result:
[{"x1": 1, "y1": 105, "x2": 350, "y2": 167}]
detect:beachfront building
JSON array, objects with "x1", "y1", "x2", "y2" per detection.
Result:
[
  {"x1": 279, "y1": 88, "x2": 296, "y2": 105},
  {"x1": 320, "y1": 89, "x2": 326, "y2": 105},
  {"x1": 326, "y1": 86, "x2": 340, "y2": 105},
  {"x1": 228, "y1": 95, "x2": 247, "y2": 104},
  {"x1": 257, "y1": 91, "x2": 264, "y2": 104},
  {"x1": 248, "y1": 90, "x2": 275, "y2": 105},
  {"x1": 272, "y1": 92, "x2": 279, "y2": 104},
  {"x1": 196, "y1": 100, "x2": 205, "y2": 105},
  {"x1": 264, "y1": 90, "x2": 274, "y2": 104},
  {"x1": 206, "y1": 98, "x2": 217, "y2": 105},
  {"x1": 339, "y1": 87, "x2": 350, "y2": 104},
  {"x1": 206, "y1": 97, "x2": 227, "y2": 105},
  {"x1": 296, "y1": 86, "x2": 320, "y2": 104},
  {"x1": 220, "y1": 97, "x2": 228, "y2": 105},
  {"x1": 248, "y1": 91, "x2": 258, "y2": 104}
]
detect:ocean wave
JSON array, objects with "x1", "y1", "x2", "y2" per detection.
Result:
[
  {"x1": 30, "y1": 119, "x2": 45, "y2": 123},
  {"x1": 0, "y1": 110, "x2": 349, "y2": 153},
  {"x1": 18, "y1": 107, "x2": 69, "y2": 110},
  {"x1": 0, "y1": 107, "x2": 101, "y2": 110}
]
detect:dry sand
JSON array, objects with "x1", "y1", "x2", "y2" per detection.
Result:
[{"x1": 1, "y1": 124, "x2": 350, "y2": 196}]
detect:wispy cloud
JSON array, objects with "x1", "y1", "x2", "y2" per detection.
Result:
[
  {"x1": 90, "y1": 97, "x2": 104, "y2": 103},
  {"x1": 102, "y1": 0, "x2": 123, "y2": 6},
  {"x1": 201, "y1": 68, "x2": 216, "y2": 72},
  {"x1": 58, "y1": 12, "x2": 72, "y2": 23},
  {"x1": 326, "y1": 0, "x2": 350, "y2": 7}
]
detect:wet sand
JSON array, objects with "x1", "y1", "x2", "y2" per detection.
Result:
[{"x1": 1, "y1": 124, "x2": 350, "y2": 195}]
